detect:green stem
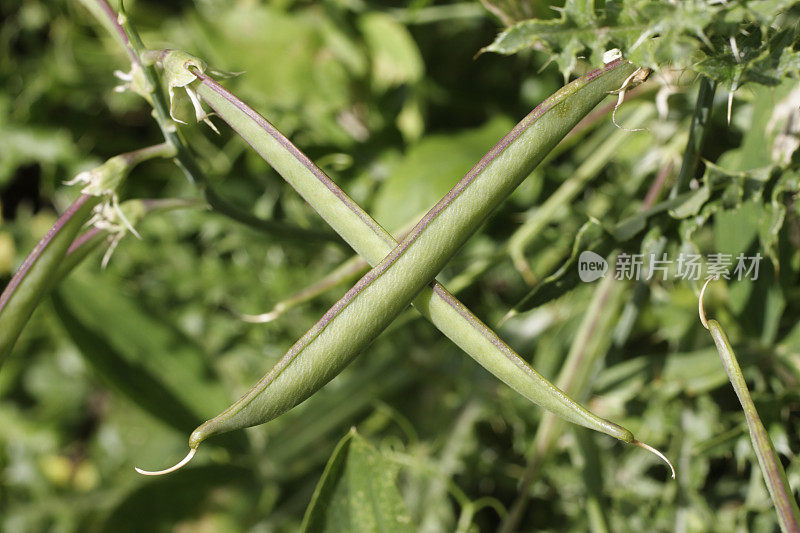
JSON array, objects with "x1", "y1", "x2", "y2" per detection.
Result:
[
  {"x1": 84, "y1": 0, "x2": 340, "y2": 245},
  {"x1": 203, "y1": 187, "x2": 336, "y2": 243},
  {"x1": 119, "y1": 141, "x2": 176, "y2": 166},
  {"x1": 236, "y1": 255, "x2": 368, "y2": 324},
  {"x1": 669, "y1": 77, "x2": 716, "y2": 199}
]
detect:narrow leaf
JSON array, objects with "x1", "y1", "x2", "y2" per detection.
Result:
[
  {"x1": 56, "y1": 275, "x2": 247, "y2": 451},
  {"x1": 52, "y1": 291, "x2": 202, "y2": 433}
]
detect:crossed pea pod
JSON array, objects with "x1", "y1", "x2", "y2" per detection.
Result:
[{"x1": 135, "y1": 51, "x2": 671, "y2": 476}]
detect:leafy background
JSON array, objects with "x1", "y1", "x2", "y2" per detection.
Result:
[{"x1": 2, "y1": 0, "x2": 800, "y2": 531}]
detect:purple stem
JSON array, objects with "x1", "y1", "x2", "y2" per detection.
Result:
[{"x1": 95, "y1": 0, "x2": 140, "y2": 66}]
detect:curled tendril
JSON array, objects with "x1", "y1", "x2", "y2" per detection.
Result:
[
  {"x1": 135, "y1": 447, "x2": 197, "y2": 476},
  {"x1": 634, "y1": 440, "x2": 676, "y2": 479},
  {"x1": 699, "y1": 276, "x2": 716, "y2": 330}
]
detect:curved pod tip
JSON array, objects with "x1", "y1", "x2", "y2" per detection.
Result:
[
  {"x1": 634, "y1": 440, "x2": 676, "y2": 479},
  {"x1": 698, "y1": 277, "x2": 716, "y2": 330},
  {"x1": 135, "y1": 447, "x2": 197, "y2": 476}
]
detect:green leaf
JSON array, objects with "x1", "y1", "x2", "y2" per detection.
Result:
[
  {"x1": 714, "y1": 200, "x2": 762, "y2": 258},
  {"x1": 485, "y1": 0, "x2": 800, "y2": 86},
  {"x1": 101, "y1": 465, "x2": 258, "y2": 532},
  {"x1": 373, "y1": 116, "x2": 514, "y2": 232},
  {"x1": 359, "y1": 13, "x2": 424, "y2": 91},
  {"x1": 55, "y1": 275, "x2": 239, "y2": 435},
  {"x1": 564, "y1": 0, "x2": 597, "y2": 27},
  {"x1": 52, "y1": 291, "x2": 201, "y2": 434},
  {"x1": 611, "y1": 192, "x2": 690, "y2": 241},
  {"x1": 301, "y1": 429, "x2": 413, "y2": 532},
  {"x1": 669, "y1": 183, "x2": 710, "y2": 219}
]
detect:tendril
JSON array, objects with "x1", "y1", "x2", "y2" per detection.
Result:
[
  {"x1": 634, "y1": 440, "x2": 676, "y2": 479},
  {"x1": 135, "y1": 447, "x2": 197, "y2": 476}
]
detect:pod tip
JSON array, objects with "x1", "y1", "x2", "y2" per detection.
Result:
[
  {"x1": 135, "y1": 447, "x2": 197, "y2": 476},
  {"x1": 634, "y1": 440, "x2": 675, "y2": 479},
  {"x1": 699, "y1": 277, "x2": 715, "y2": 330}
]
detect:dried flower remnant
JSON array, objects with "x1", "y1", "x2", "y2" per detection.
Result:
[
  {"x1": 141, "y1": 49, "x2": 242, "y2": 133},
  {"x1": 65, "y1": 143, "x2": 176, "y2": 266}
]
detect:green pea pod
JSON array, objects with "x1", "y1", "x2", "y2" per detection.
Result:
[
  {"x1": 0, "y1": 194, "x2": 100, "y2": 362},
  {"x1": 74, "y1": 1, "x2": 670, "y2": 476},
  {"x1": 137, "y1": 59, "x2": 676, "y2": 476},
  {"x1": 0, "y1": 143, "x2": 178, "y2": 363},
  {"x1": 700, "y1": 281, "x2": 800, "y2": 533}
]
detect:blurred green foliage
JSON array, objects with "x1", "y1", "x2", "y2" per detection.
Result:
[{"x1": 2, "y1": 0, "x2": 800, "y2": 531}]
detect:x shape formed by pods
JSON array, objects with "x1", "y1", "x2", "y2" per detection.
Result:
[{"x1": 81, "y1": 0, "x2": 672, "y2": 477}]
